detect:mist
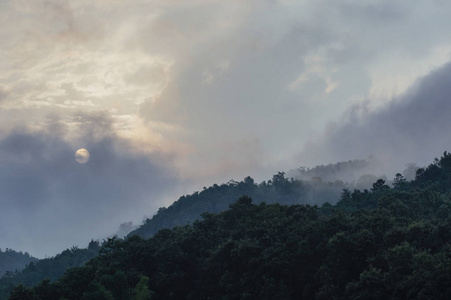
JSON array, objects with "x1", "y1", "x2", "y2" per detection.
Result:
[
  {"x1": 0, "y1": 114, "x2": 179, "y2": 258},
  {"x1": 299, "y1": 61, "x2": 451, "y2": 179},
  {"x1": 1, "y1": 0, "x2": 451, "y2": 258}
]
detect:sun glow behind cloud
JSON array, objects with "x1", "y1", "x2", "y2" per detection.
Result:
[
  {"x1": 2, "y1": 1, "x2": 450, "y2": 168},
  {"x1": 2, "y1": 0, "x2": 451, "y2": 256}
]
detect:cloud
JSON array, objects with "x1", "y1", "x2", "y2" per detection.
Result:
[
  {"x1": 300, "y1": 61, "x2": 451, "y2": 175},
  {"x1": 0, "y1": 114, "x2": 178, "y2": 258},
  {"x1": 2, "y1": 0, "x2": 451, "y2": 185},
  {"x1": 2, "y1": 0, "x2": 451, "y2": 255},
  {"x1": 133, "y1": 0, "x2": 451, "y2": 184}
]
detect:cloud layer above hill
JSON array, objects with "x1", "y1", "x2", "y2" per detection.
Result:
[
  {"x1": 300, "y1": 61, "x2": 451, "y2": 175},
  {"x1": 1, "y1": 0, "x2": 451, "y2": 256}
]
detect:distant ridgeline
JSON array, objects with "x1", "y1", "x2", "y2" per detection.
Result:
[
  {"x1": 128, "y1": 173, "x2": 348, "y2": 239},
  {"x1": 6, "y1": 151, "x2": 451, "y2": 299},
  {"x1": 287, "y1": 159, "x2": 372, "y2": 183},
  {"x1": 0, "y1": 159, "x2": 385, "y2": 298},
  {"x1": 0, "y1": 241, "x2": 100, "y2": 299},
  {"x1": 128, "y1": 159, "x2": 393, "y2": 239},
  {"x1": 0, "y1": 249, "x2": 37, "y2": 278}
]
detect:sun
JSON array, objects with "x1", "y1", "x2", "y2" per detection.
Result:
[{"x1": 75, "y1": 148, "x2": 90, "y2": 164}]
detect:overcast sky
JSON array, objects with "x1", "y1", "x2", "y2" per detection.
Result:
[{"x1": 1, "y1": 0, "x2": 451, "y2": 257}]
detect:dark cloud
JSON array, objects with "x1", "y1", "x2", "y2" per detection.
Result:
[
  {"x1": 0, "y1": 115, "x2": 178, "y2": 258},
  {"x1": 301, "y1": 61, "x2": 451, "y2": 175}
]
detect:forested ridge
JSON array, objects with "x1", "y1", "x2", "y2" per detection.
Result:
[
  {"x1": 5, "y1": 152, "x2": 451, "y2": 299},
  {"x1": 128, "y1": 159, "x2": 389, "y2": 239},
  {"x1": 128, "y1": 172, "x2": 349, "y2": 239},
  {"x1": 0, "y1": 243, "x2": 100, "y2": 299},
  {"x1": 0, "y1": 250, "x2": 37, "y2": 280},
  {"x1": 0, "y1": 159, "x2": 372, "y2": 298}
]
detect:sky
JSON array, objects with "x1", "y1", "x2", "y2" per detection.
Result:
[{"x1": 1, "y1": 0, "x2": 451, "y2": 258}]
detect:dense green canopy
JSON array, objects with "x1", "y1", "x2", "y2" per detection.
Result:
[
  {"x1": 0, "y1": 250, "x2": 37, "y2": 279},
  {"x1": 6, "y1": 152, "x2": 451, "y2": 299}
]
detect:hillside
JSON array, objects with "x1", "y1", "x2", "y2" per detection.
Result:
[
  {"x1": 0, "y1": 159, "x2": 380, "y2": 298},
  {"x1": 128, "y1": 173, "x2": 349, "y2": 239},
  {"x1": 0, "y1": 250, "x2": 37, "y2": 278},
  {"x1": 8, "y1": 152, "x2": 451, "y2": 299},
  {"x1": 128, "y1": 159, "x2": 394, "y2": 240},
  {"x1": 0, "y1": 242, "x2": 100, "y2": 299}
]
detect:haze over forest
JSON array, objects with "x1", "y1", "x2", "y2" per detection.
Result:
[{"x1": 1, "y1": 0, "x2": 451, "y2": 258}]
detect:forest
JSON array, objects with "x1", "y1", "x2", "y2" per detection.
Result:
[
  {"x1": 4, "y1": 152, "x2": 451, "y2": 299},
  {"x1": 128, "y1": 159, "x2": 390, "y2": 239},
  {"x1": 0, "y1": 242, "x2": 100, "y2": 299},
  {"x1": 0, "y1": 250, "x2": 37, "y2": 280}
]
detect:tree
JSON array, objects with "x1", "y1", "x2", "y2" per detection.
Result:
[
  {"x1": 393, "y1": 173, "x2": 407, "y2": 189},
  {"x1": 340, "y1": 189, "x2": 352, "y2": 202},
  {"x1": 438, "y1": 151, "x2": 451, "y2": 171},
  {"x1": 234, "y1": 196, "x2": 253, "y2": 207},
  {"x1": 88, "y1": 240, "x2": 101, "y2": 252},
  {"x1": 9, "y1": 284, "x2": 36, "y2": 300},
  {"x1": 81, "y1": 281, "x2": 114, "y2": 300},
  {"x1": 272, "y1": 172, "x2": 286, "y2": 183},
  {"x1": 371, "y1": 179, "x2": 389, "y2": 192},
  {"x1": 134, "y1": 276, "x2": 154, "y2": 300},
  {"x1": 243, "y1": 176, "x2": 255, "y2": 186}
]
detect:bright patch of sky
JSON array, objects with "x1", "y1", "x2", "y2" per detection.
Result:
[{"x1": 1, "y1": 0, "x2": 451, "y2": 257}]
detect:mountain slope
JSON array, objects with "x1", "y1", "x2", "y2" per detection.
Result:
[
  {"x1": 9, "y1": 152, "x2": 451, "y2": 299},
  {"x1": 0, "y1": 241, "x2": 100, "y2": 299},
  {"x1": 128, "y1": 174, "x2": 348, "y2": 239},
  {"x1": 0, "y1": 250, "x2": 37, "y2": 278}
]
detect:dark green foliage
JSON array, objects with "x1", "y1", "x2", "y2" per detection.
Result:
[
  {"x1": 129, "y1": 173, "x2": 348, "y2": 239},
  {"x1": 393, "y1": 173, "x2": 407, "y2": 189},
  {"x1": 0, "y1": 241, "x2": 100, "y2": 299},
  {"x1": 0, "y1": 249, "x2": 37, "y2": 278},
  {"x1": 134, "y1": 276, "x2": 154, "y2": 300},
  {"x1": 8, "y1": 284, "x2": 36, "y2": 300},
  {"x1": 8, "y1": 152, "x2": 451, "y2": 299}
]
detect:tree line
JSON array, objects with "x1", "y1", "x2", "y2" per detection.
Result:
[{"x1": 6, "y1": 152, "x2": 451, "y2": 299}]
